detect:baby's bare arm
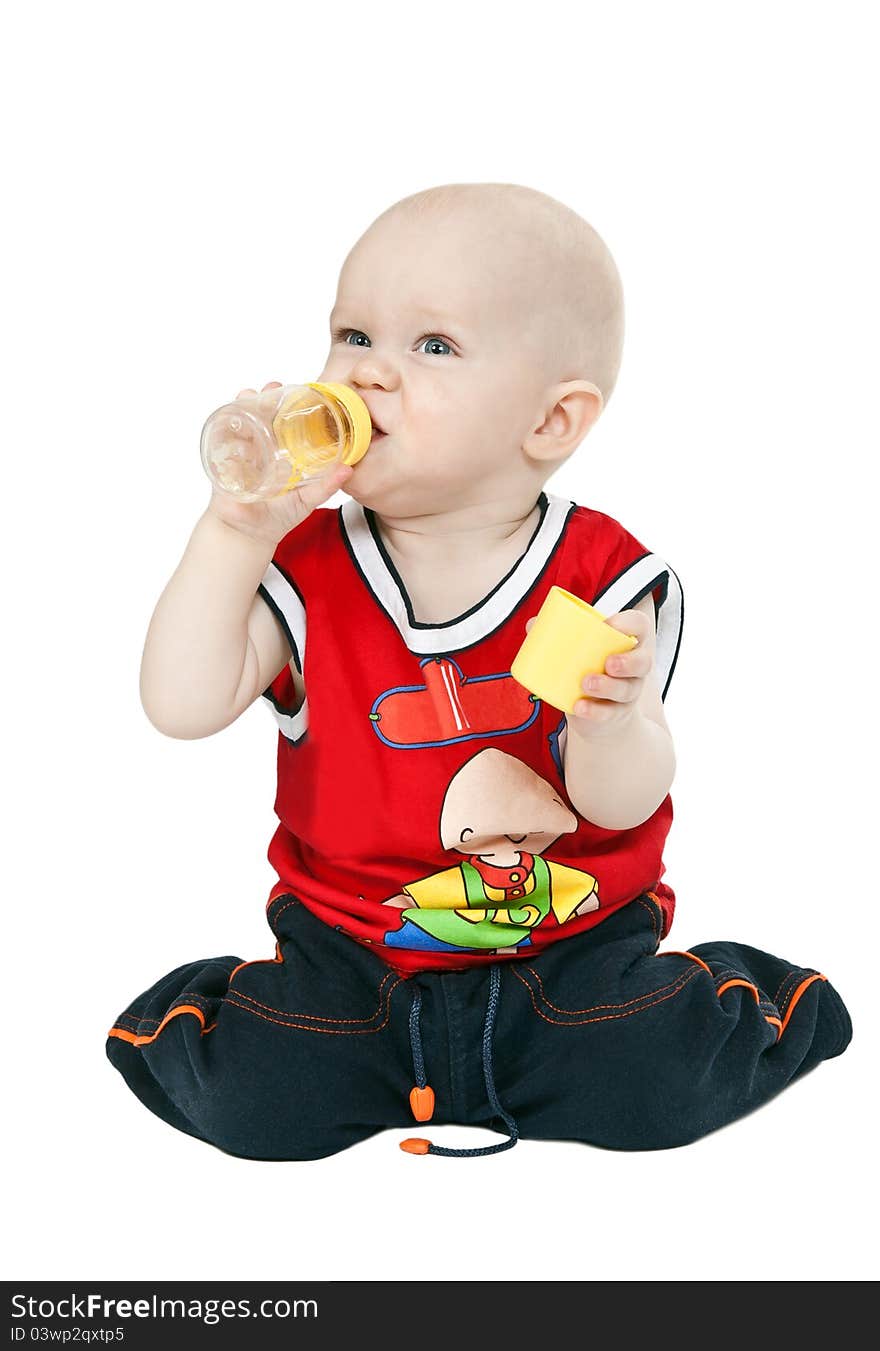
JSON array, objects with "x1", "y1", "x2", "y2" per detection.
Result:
[
  {"x1": 140, "y1": 380, "x2": 352, "y2": 740},
  {"x1": 561, "y1": 594, "x2": 675, "y2": 829},
  {"x1": 140, "y1": 511, "x2": 292, "y2": 738}
]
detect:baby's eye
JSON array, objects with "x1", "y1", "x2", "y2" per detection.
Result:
[
  {"x1": 339, "y1": 329, "x2": 370, "y2": 347},
  {"x1": 418, "y1": 336, "x2": 452, "y2": 356}
]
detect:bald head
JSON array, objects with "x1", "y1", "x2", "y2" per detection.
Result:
[{"x1": 356, "y1": 182, "x2": 625, "y2": 407}]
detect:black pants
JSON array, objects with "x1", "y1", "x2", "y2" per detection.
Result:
[{"x1": 105, "y1": 893, "x2": 851, "y2": 1160}]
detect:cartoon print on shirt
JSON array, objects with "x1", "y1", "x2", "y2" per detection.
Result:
[
  {"x1": 382, "y1": 748, "x2": 600, "y2": 954},
  {"x1": 369, "y1": 655, "x2": 540, "y2": 750}
]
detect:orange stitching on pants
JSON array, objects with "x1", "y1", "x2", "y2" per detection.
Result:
[
  {"x1": 716, "y1": 978, "x2": 761, "y2": 1002},
  {"x1": 112, "y1": 990, "x2": 215, "y2": 1029},
  {"x1": 512, "y1": 964, "x2": 701, "y2": 1025},
  {"x1": 638, "y1": 894, "x2": 661, "y2": 943},
  {"x1": 779, "y1": 974, "x2": 827, "y2": 1034},
  {"x1": 773, "y1": 967, "x2": 808, "y2": 1008},
  {"x1": 110, "y1": 992, "x2": 215, "y2": 1032},
  {"x1": 660, "y1": 950, "x2": 713, "y2": 975},
  {"x1": 773, "y1": 968, "x2": 796, "y2": 1005},
  {"x1": 519, "y1": 960, "x2": 699, "y2": 1016},
  {"x1": 225, "y1": 969, "x2": 400, "y2": 1024},
  {"x1": 107, "y1": 1004, "x2": 218, "y2": 1047},
  {"x1": 228, "y1": 946, "x2": 283, "y2": 985},
  {"x1": 778, "y1": 971, "x2": 820, "y2": 1017},
  {"x1": 267, "y1": 897, "x2": 299, "y2": 926},
  {"x1": 108, "y1": 1018, "x2": 219, "y2": 1045},
  {"x1": 223, "y1": 984, "x2": 403, "y2": 1034}
]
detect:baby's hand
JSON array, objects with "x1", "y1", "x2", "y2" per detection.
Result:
[
  {"x1": 206, "y1": 381, "x2": 354, "y2": 547},
  {"x1": 524, "y1": 608, "x2": 654, "y2": 737}
]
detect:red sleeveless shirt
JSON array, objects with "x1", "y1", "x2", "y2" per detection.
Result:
[{"x1": 258, "y1": 491, "x2": 683, "y2": 974}]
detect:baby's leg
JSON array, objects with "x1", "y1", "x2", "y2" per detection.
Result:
[
  {"x1": 498, "y1": 895, "x2": 852, "y2": 1150},
  {"x1": 105, "y1": 901, "x2": 415, "y2": 1160}
]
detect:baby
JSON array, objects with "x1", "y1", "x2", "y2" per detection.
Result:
[{"x1": 106, "y1": 183, "x2": 851, "y2": 1160}]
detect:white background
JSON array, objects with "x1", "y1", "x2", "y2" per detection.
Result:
[{"x1": 4, "y1": 0, "x2": 877, "y2": 1284}]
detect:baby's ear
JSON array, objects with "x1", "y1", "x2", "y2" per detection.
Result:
[{"x1": 523, "y1": 381, "x2": 604, "y2": 464}]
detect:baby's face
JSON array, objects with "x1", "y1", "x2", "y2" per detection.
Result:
[{"x1": 315, "y1": 210, "x2": 556, "y2": 516}]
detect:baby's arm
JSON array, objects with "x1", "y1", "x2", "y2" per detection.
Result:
[
  {"x1": 140, "y1": 382, "x2": 352, "y2": 739},
  {"x1": 140, "y1": 511, "x2": 292, "y2": 738},
  {"x1": 561, "y1": 593, "x2": 676, "y2": 830}
]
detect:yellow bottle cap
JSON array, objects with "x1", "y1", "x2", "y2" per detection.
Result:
[{"x1": 307, "y1": 382, "x2": 373, "y2": 466}]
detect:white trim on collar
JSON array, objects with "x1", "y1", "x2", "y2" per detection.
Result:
[{"x1": 340, "y1": 492, "x2": 575, "y2": 655}]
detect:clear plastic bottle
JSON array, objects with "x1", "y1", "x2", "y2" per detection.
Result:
[{"x1": 200, "y1": 381, "x2": 373, "y2": 502}]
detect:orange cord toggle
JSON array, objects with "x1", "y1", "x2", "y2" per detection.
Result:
[
  {"x1": 409, "y1": 1085, "x2": 435, "y2": 1122},
  {"x1": 400, "y1": 1137, "x2": 431, "y2": 1154}
]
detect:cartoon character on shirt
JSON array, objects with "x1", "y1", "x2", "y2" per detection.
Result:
[{"x1": 382, "y1": 748, "x2": 599, "y2": 954}]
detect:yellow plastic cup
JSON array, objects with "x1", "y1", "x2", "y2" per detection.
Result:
[{"x1": 510, "y1": 586, "x2": 639, "y2": 714}]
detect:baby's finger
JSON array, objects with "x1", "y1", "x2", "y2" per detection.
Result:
[
  {"x1": 581, "y1": 672, "x2": 641, "y2": 703},
  {"x1": 261, "y1": 381, "x2": 283, "y2": 391},
  {"x1": 604, "y1": 609, "x2": 652, "y2": 642},
  {"x1": 292, "y1": 462, "x2": 354, "y2": 510},
  {"x1": 236, "y1": 387, "x2": 257, "y2": 399},
  {"x1": 604, "y1": 649, "x2": 653, "y2": 678}
]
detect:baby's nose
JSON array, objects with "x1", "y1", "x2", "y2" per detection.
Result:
[{"x1": 348, "y1": 351, "x2": 399, "y2": 388}]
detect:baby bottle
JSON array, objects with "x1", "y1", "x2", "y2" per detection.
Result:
[{"x1": 200, "y1": 382, "x2": 373, "y2": 502}]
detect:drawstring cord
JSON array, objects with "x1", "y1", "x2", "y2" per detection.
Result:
[
  {"x1": 401, "y1": 964, "x2": 520, "y2": 1157},
  {"x1": 406, "y1": 987, "x2": 435, "y2": 1124}
]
